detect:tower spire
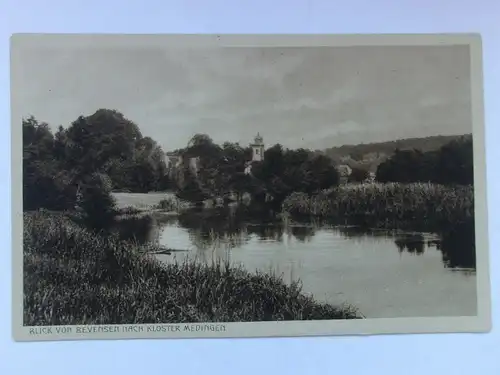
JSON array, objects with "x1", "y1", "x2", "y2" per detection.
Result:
[
  {"x1": 254, "y1": 132, "x2": 263, "y2": 145},
  {"x1": 251, "y1": 133, "x2": 265, "y2": 161}
]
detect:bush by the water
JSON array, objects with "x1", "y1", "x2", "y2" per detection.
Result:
[
  {"x1": 23, "y1": 212, "x2": 359, "y2": 325},
  {"x1": 156, "y1": 196, "x2": 191, "y2": 212},
  {"x1": 76, "y1": 173, "x2": 117, "y2": 231},
  {"x1": 282, "y1": 182, "x2": 474, "y2": 231},
  {"x1": 115, "y1": 195, "x2": 189, "y2": 215}
]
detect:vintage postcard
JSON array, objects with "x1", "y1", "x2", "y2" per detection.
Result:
[{"x1": 11, "y1": 34, "x2": 491, "y2": 341}]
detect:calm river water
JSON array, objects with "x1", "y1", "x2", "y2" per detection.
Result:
[{"x1": 113, "y1": 193, "x2": 477, "y2": 319}]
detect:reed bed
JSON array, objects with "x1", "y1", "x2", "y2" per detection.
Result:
[
  {"x1": 282, "y1": 182, "x2": 474, "y2": 231},
  {"x1": 23, "y1": 211, "x2": 359, "y2": 325}
]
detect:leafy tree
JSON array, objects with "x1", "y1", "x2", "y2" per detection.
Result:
[
  {"x1": 23, "y1": 109, "x2": 172, "y2": 215},
  {"x1": 435, "y1": 137, "x2": 473, "y2": 185},
  {"x1": 129, "y1": 158, "x2": 157, "y2": 192},
  {"x1": 219, "y1": 142, "x2": 252, "y2": 200},
  {"x1": 348, "y1": 167, "x2": 369, "y2": 183},
  {"x1": 23, "y1": 117, "x2": 77, "y2": 210},
  {"x1": 23, "y1": 116, "x2": 54, "y2": 159},
  {"x1": 250, "y1": 145, "x2": 339, "y2": 209},
  {"x1": 173, "y1": 136, "x2": 253, "y2": 201},
  {"x1": 302, "y1": 154, "x2": 339, "y2": 192},
  {"x1": 58, "y1": 109, "x2": 168, "y2": 192},
  {"x1": 375, "y1": 137, "x2": 473, "y2": 186},
  {"x1": 175, "y1": 170, "x2": 208, "y2": 205}
]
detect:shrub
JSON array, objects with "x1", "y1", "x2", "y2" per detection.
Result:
[
  {"x1": 348, "y1": 167, "x2": 369, "y2": 183},
  {"x1": 76, "y1": 173, "x2": 117, "y2": 232},
  {"x1": 156, "y1": 196, "x2": 190, "y2": 211}
]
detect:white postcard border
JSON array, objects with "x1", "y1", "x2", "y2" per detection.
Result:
[{"x1": 10, "y1": 33, "x2": 491, "y2": 342}]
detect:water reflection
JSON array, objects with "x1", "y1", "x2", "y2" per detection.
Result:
[
  {"x1": 177, "y1": 208, "x2": 250, "y2": 251},
  {"x1": 114, "y1": 207, "x2": 477, "y2": 318},
  {"x1": 248, "y1": 224, "x2": 285, "y2": 242},
  {"x1": 289, "y1": 225, "x2": 316, "y2": 243},
  {"x1": 337, "y1": 225, "x2": 387, "y2": 239},
  {"x1": 439, "y1": 221, "x2": 476, "y2": 269},
  {"x1": 117, "y1": 208, "x2": 476, "y2": 271},
  {"x1": 394, "y1": 234, "x2": 426, "y2": 255}
]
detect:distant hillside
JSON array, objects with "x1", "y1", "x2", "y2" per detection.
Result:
[{"x1": 320, "y1": 134, "x2": 472, "y2": 173}]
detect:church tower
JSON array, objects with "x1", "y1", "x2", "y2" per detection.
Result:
[{"x1": 251, "y1": 133, "x2": 265, "y2": 162}]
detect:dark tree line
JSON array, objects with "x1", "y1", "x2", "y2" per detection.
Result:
[
  {"x1": 348, "y1": 167, "x2": 369, "y2": 183},
  {"x1": 250, "y1": 144, "x2": 339, "y2": 209},
  {"x1": 172, "y1": 134, "x2": 253, "y2": 204},
  {"x1": 172, "y1": 135, "x2": 340, "y2": 209},
  {"x1": 24, "y1": 106, "x2": 472, "y2": 219},
  {"x1": 375, "y1": 136, "x2": 473, "y2": 185},
  {"x1": 324, "y1": 134, "x2": 469, "y2": 162},
  {"x1": 23, "y1": 109, "x2": 171, "y2": 212}
]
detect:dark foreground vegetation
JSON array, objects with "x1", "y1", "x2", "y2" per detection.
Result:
[{"x1": 24, "y1": 211, "x2": 359, "y2": 325}]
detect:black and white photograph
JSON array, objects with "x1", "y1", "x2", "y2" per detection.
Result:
[{"x1": 11, "y1": 34, "x2": 490, "y2": 341}]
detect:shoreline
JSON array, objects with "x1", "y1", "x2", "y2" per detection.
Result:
[
  {"x1": 23, "y1": 211, "x2": 361, "y2": 325},
  {"x1": 23, "y1": 182, "x2": 475, "y2": 325}
]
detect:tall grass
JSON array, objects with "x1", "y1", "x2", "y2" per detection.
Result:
[
  {"x1": 23, "y1": 211, "x2": 359, "y2": 325},
  {"x1": 282, "y1": 182, "x2": 474, "y2": 232}
]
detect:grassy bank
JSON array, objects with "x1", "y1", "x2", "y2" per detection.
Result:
[
  {"x1": 24, "y1": 211, "x2": 359, "y2": 325},
  {"x1": 112, "y1": 192, "x2": 176, "y2": 210},
  {"x1": 282, "y1": 182, "x2": 474, "y2": 232},
  {"x1": 113, "y1": 195, "x2": 192, "y2": 235}
]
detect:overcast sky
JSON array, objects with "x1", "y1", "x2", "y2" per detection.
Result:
[{"x1": 16, "y1": 44, "x2": 471, "y2": 151}]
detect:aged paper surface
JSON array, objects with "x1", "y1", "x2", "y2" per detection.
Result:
[{"x1": 11, "y1": 34, "x2": 491, "y2": 341}]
